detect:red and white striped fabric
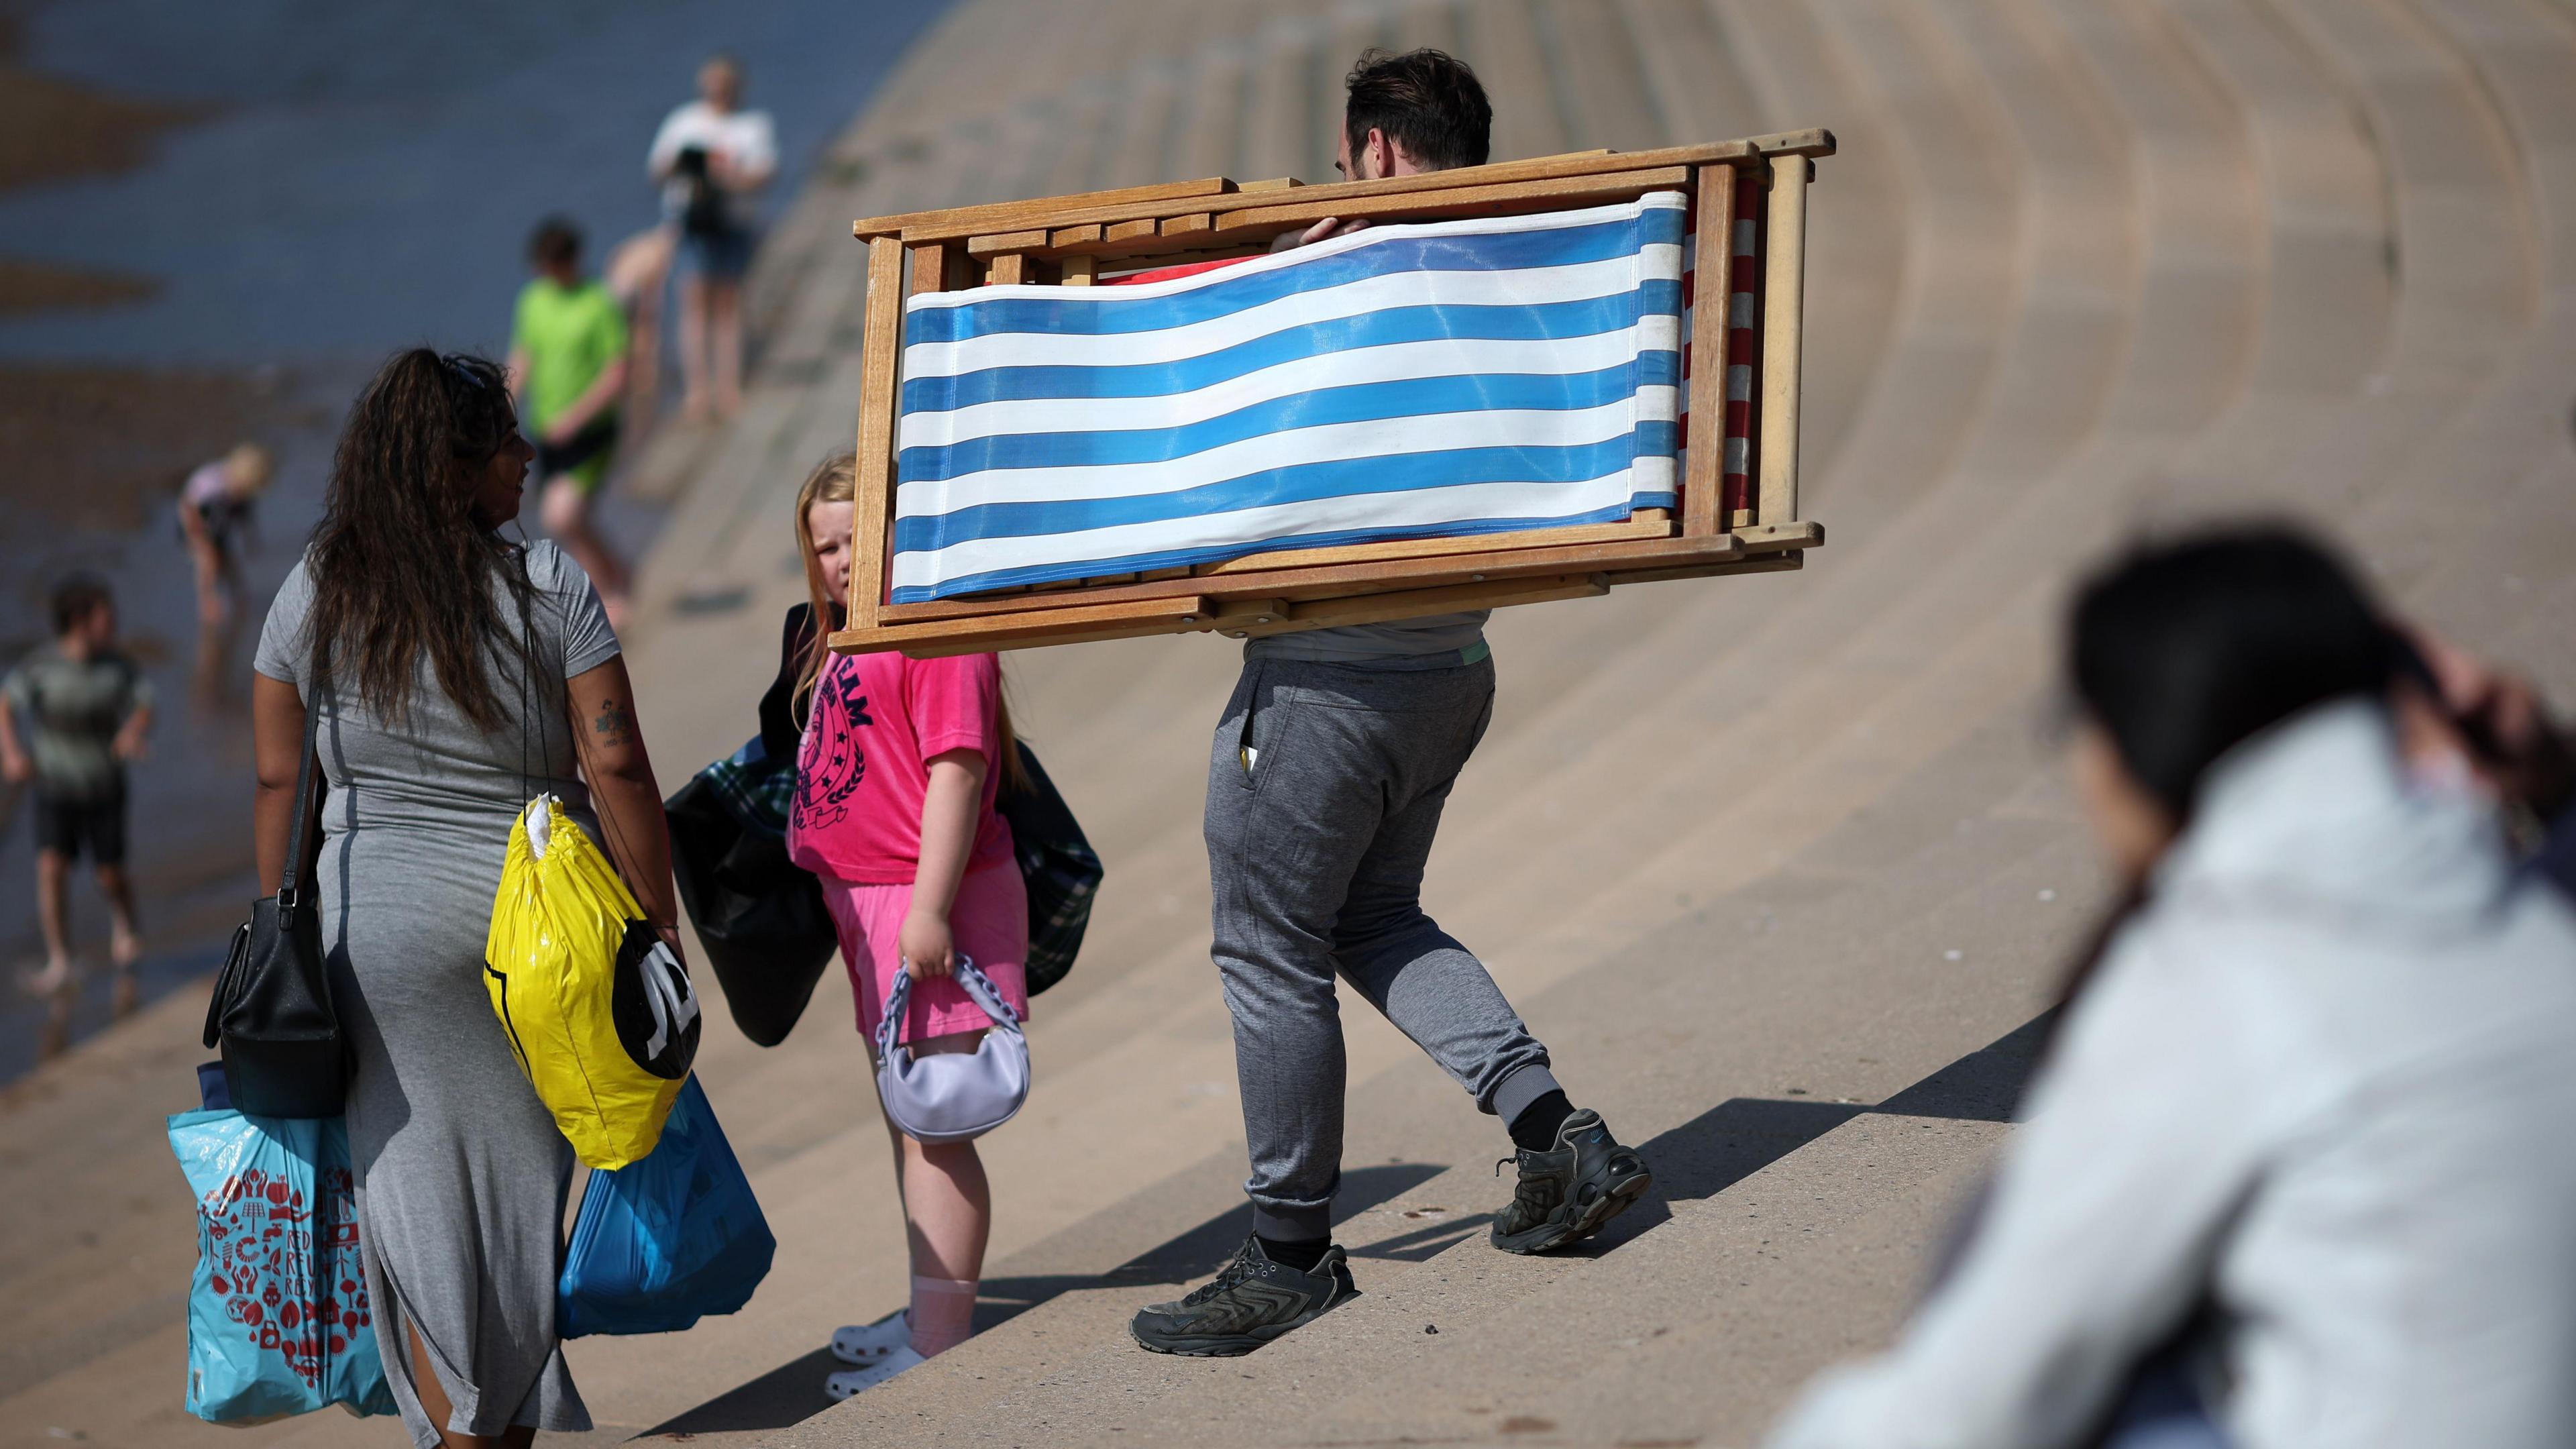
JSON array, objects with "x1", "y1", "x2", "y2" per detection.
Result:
[{"x1": 1677, "y1": 169, "x2": 1763, "y2": 525}]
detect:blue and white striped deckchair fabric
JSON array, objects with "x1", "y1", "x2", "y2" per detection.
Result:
[{"x1": 889, "y1": 191, "x2": 1687, "y2": 603}]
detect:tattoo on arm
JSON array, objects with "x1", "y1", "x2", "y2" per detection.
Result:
[{"x1": 593, "y1": 698, "x2": 635, "y2": 748}]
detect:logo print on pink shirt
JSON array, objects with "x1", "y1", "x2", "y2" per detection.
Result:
[{"x1": 794, "y1": 668, "x2": 870, "y2": 831}]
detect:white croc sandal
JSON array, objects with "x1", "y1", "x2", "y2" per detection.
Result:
[
  {"x1": 824, "y1": 1344, "x2": 924, "y2": 1400},
  {"x1": 830, "y1": 1309, "x2": 910, "y2": 1365}
]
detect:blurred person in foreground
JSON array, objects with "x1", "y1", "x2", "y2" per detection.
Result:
[
  {"x1": 1766, "y1": 527, "x2": 2576, "y2": 1449},
  {"x1": 509, "y1": 217, "x2": 633, "y2": 625},
  {"x1": 647, "y1": 54, "x2": 773, "y2": 422},
  {"x1": 178, "y1": 442, "x2": 272, "y2": 627},
  {"x1": 2402, "y1": 627, "x2": 2576, "y2": 896},
  {"x1": 3, "y1": 574, "x2": 152, "y2": 1047}
]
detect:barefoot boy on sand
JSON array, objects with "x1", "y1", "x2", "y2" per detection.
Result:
[
  {"x1": 1130, "y1": 48, "x2": 1654, "y2": 1360},
  {"x1": 2, "y1": 575, "x2": 152, "y2": 1050}
]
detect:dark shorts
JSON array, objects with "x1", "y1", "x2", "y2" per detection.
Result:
[
  {"x1": 534, "y1": 415, "x2": 620, "y2": 492},
  {"x1": 34, "y1": 792, "x2": 126, "y2": 865},
  {"x1": 676, "y1": 223, "x2": 756, "y2": 281}
]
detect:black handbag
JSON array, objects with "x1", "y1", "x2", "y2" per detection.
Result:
[
  {"x1": 665, "y1": 737, "x2": 836, "y2": 1048},
  {"x1": 998, "y1": 742, "x2": 1101, "y2": 997},
  {"x1": 202, "y1": 674, "x2": 345, "y2": 1118}
]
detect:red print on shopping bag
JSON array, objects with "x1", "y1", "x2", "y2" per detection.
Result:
[{"x1": 199, "y1": 1161, "x2": 372, "y2": 1389}]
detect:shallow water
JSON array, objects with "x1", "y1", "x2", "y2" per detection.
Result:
[
  {"x1": 0, "y1": 0, "x2": 941, "y2": 362},
  {"x1": 0, "y1": 0, "x2": 948, "y2": 1082}
]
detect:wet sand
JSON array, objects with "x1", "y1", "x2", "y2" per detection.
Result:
[
  {"x1": 0, "y1": 14, "x2": 328, "y2": 1069},
  {"x1": 0, "y1": 13, "x2": 193, "y2": 191},
  {"x1": 0, "y1": 11, "x2": 188, "y2": 315}
]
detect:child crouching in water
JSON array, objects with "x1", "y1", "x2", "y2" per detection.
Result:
[{"x1": 781, "y1": 453, "x2": 1032, "y2": 1399}]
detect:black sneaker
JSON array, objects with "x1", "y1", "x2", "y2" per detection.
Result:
[
  {"x1": 1129, "y1": 1236, "x2": 1359, "y2": 1356},
  {"x1": 1490, "y1": 1108, "x2": 1653, "y2": 1254}
]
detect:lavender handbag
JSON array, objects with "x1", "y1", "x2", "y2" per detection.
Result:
[{"x1": 873, "y1": 956, "x2": 1029, "y2": 1143}]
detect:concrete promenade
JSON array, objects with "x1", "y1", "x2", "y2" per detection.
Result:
[{"x1": 5, "y1": 1, "x2": 2574, "y2": 1444}]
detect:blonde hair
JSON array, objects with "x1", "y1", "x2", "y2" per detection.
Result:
[
  {"x1": 224, "y1": 442, "x2": 274, "y2": 495},
  {"x1": 794, "y1": 453, "x2": 1026, "y2": 794}
]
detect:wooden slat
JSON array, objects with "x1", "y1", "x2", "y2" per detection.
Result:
[
  {"x1": 890, "y1": 555, "x2": 1805, "y2": 657},
  {"x1": 967, "y1": 228, "x2": 1051, "y2": 258},
  {"x1": 1239, "y1": 177, "x2": 1306, "y2": 192},
  {"x1": 1049, "y1": 223, "x2": 1105, "y2": 247},
  {"x1": 848, "y1": 235, "x2": 907, "y2": 631},
  {"x1": 876, "y1": 533, "x2": 1746, "y2": 623},
  {"x1": 1105, "y1": 217, "x2": 1160, "y2": 245},
  {"x1": 1191, "y1": 512, "x2": 1670, "y2": 577},
  {"x1": 1212, "y1": 166, "x2": 1696, "y2": 235},
  {"x1": 1735, "y1": 520, "x2": 1823, "y2": 552},
  {"x1": 985, "y1": 253, "x2": 1029, "y2": 285},
  {"x1": 908, "y1": 243, "x2": 954, "y2": 298},
  {"x1": 1682, "y1": 164, "x2": 1739, "y2": 537},
  {"x1": 885, "y1": 132, "x2": 1835, "y2": 243},
  {"x1": 1756, "y1": 158, "x2": 1811, "y2": 527},
  {"x1": 893, "y1": 620, "x2": 1208, "y2": 659},
  {"x1": 1606, "y1": 553, "x2": 1803, "y2": 586},
  {"x1": 1237, "y1": 575, "x2": 1611, "y2": 637},
  {"x1": 854, "y1": 176, "x2": 1240, "y2": 241},
  {"x1": 833, "y1": 596, "x2": 1215, "y2": 655},
  {"x1": 1161, "y1": 212, "x2": 1213, "y2": 237}
]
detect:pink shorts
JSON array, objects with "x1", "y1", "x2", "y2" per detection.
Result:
[{"x1": 820, "y1": 864, "x2": 1032, "y2": 1047}]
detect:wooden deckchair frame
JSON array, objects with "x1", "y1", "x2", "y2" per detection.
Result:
[{"x1": 835, "y1": 130, "x2": 1834, "y2": 658}]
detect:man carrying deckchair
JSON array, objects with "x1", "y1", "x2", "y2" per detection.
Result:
[{"x1": 1131, "y1": 48, "x2": 1656, "y2": 1360}]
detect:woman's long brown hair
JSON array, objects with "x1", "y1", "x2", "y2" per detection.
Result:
[
  {"x1": 793, "y1": 453, "x2": 1026, "y2": 794},
  {"x1": 305, "y1": 350, "x2": 533, "y2": 731}
]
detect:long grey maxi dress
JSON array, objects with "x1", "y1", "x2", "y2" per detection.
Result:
[{"x1": 254, "y1": 542, "x2": 616, "y2": 1446}]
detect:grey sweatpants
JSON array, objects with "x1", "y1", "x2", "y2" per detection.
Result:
[{"x1": 1204, "y1": 655, "x2": 1559, "y2": 1242}]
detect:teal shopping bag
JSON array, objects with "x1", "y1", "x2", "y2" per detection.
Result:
[
  {"x1": 559, "y1": 1075, "x2": 775, "y2": 1337},
  {"x1": 168, "y1": 1108, "x2": 396, "y2": 1424}
]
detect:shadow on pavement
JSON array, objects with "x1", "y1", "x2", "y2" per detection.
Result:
[
  {"x1": 1575, "y1": 1010, "x2": 2056, "y2": 1256},
  {"x1": 635, "y1": 1161, "x2": 1445, "y2": 1438}
]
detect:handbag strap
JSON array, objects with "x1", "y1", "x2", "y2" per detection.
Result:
[
  {"x1": 873, "y1": 955, "x2": 1021, "y2": 1062},
  {"x1": 207, "y1": 652, "x2": 329, "y2": 1048},
  {"x1": 276, "y1": 651, "x2": 329, "y2": 919}
]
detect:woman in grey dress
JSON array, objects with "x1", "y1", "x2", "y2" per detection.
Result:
[{"x1": 250, "y1": 349, "x2": 684, "y2": 1448}]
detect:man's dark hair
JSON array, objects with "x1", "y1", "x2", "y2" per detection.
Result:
[
  {"x1": 528, "y1": 216, "x2": 583, "y2": 270},
  {"x1": 50, "y1": 574, "x2": 113, "y2": 637},
  {"x1": 1344, "y1": 48, "x2": 1491, "y2": 172}
]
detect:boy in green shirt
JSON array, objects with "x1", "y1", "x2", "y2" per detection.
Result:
[
  {"x1": 2, "y1": 576, "x2": 152, "y2": 1047},
  {"x1": 508, "y1": 217, "x2": 633, "y2": 621}
]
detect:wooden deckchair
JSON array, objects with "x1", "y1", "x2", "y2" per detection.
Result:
[{"x1": 836, "y1": 131, "x2": 1833, "y2": 659}]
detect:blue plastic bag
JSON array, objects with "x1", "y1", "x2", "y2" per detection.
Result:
[
  {"x1": 168, "y1": 1108, "x2": 396, "y2": 1424},
  {"x1": 559, "y1": 1075, "x2": 775, "y2": 1338}
]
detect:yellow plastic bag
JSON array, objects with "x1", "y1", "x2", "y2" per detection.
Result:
[{"x1": 484, "y1": 794, "x2": 701, "y2": 1169}]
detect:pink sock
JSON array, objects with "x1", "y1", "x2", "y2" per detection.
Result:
[{"x1": 909, "y1": 1275, "x2": 978, "y2": 1358}]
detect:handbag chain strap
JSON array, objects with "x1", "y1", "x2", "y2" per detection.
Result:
[{"x1": 873, "y1": 955, "x2": 1022, "y2": 1062}]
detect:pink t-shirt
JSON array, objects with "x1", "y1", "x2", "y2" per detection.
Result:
[{"x1": 787, "y1": 649, "x2": 1015, "y2": 885}]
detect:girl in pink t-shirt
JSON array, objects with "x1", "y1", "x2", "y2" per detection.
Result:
[{"x1": 783, "y1": 455, "x2": 1032, "y2": 1399}]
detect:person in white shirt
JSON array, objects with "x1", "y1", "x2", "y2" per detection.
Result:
[
  {"x1": 647, "y1": 54, "x2": 775, "y2": 421},
  {"x1": 1766, "y1": 527, "x2": 2576, "y2": 1449}
]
